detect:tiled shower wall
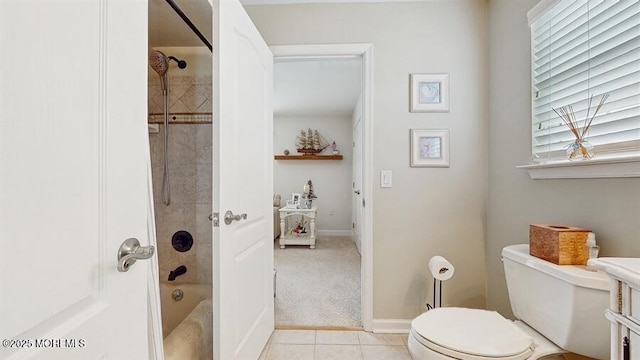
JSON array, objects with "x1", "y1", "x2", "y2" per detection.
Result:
[
  {"x1": 148, "y1": 75, "x2": 212, "y2": 285},
  {"x1": 148, "y1": 75, "x2": 212, "y2": 115}
]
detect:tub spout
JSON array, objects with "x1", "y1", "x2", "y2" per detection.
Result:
[{"x1": 168, "y1": 265, "x2": 187, "y2": 281}]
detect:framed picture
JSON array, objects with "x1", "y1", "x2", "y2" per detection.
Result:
[
  {"x1": 291, "y1": 193, "x2": 301, "y2": 206},
  {"x1": 410, "y1": 129, "x2": 450, "y2": 167},
  {"x1": 410, "y1": 73, "x2": 450, "y2": 112}
]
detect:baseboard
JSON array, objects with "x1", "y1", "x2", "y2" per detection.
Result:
[
  {"x1": 371, "y1": 319, "x2": 411, "y2": 334},
  {"x1": 317, "y1": 230, "x2": 353, "y2": 237}
]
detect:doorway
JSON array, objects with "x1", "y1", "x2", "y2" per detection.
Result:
[{"x1": 271, "y1": 44, "x2": 374, "y2": 331}]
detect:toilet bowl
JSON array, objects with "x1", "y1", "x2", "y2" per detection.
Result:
[{"x1": 408, "y1": 244, "x2": 610, "y2": 360}]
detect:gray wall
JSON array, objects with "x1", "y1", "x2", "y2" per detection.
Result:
[
  {"x1": 487, "y1": 0, "x2": 640, "y2": 317},
  {"x1": 247, "y1": 0, "x2": 489, "y2": 320}
]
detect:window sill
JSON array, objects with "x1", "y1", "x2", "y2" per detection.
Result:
[{"x1": 517, "y1": 155, "x2": 640, "y2": 180}]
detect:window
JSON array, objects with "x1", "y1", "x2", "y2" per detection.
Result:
[{"x1": 528, "y1": 0, "x2": 640, "y2": 162}]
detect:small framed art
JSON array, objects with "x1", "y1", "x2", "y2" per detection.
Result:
[
  {"x1": 410, "y1": 73, "x2": 449, "y2": 112},
  {"x1": 291, "y1": 193, "x2": 301, "y2": 206},
  {"x1": 410, "y1": 129, "x2": 450, "y2": 168}
]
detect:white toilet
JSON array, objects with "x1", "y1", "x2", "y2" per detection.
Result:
[{"x1": 408, "y1": 244, "x2": 611, "y2": 360}]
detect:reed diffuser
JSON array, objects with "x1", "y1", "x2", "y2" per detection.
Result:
[{"x1": 552, "y1": 94, "x2": 609, "y2": 160}]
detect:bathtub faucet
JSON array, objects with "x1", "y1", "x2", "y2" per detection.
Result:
[{"x1": 168, "y1": 265, "x2": 187, "y2": 281}]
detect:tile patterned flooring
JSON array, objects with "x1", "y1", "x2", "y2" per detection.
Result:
[{"x1": 258, "y1": 330, "x2": 411, "y2": 360}]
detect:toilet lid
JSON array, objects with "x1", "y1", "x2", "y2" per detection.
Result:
[{"x1": 412, "y1": 308, "x2": 533, "y2": 358}]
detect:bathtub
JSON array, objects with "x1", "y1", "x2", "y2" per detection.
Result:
[{"x1": 159, "y1": 283, "x2": 213, "y2": 360}]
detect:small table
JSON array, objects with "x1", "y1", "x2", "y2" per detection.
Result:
[{"x1": 278, "y1": 206, "x2": 317, "y2": 249}]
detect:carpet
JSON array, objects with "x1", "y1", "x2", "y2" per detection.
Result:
[{"x1": 274, "y1": 236, "x2": 361, "y2": 327}]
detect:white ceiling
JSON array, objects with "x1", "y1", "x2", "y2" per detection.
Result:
[
  {"x1": 274, "y1": 58, "x2": 362, "y2": 116},
  {"x1": 149, "y1": 0, "x2": 362, "y2": 116}
]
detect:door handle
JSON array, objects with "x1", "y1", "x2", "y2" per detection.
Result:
[
  {"x1": 224, "y1": 210, "x2": 247, "y2": 225},
  {"x1": 117, "y1": 238, "x2": 155, "y2": 272},
  {"x1": 354, "y1": 190, "x2": 361, "y2": 195}
]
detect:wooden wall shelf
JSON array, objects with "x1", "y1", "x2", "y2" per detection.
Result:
[{"x1": 274, "y1": 154, "x2": 343, "y2": 160}]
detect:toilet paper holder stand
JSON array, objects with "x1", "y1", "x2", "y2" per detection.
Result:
[
  {"x1": 427, "y1": 278, "x2": 444, "y2": 311},
  {"x1": 426, "y1": 256, "x2": 453, "y2": 311}
]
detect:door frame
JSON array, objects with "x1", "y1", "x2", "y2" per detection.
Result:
[{"x1": 271, "y1": 43, "x2": 374, "y2": 331}]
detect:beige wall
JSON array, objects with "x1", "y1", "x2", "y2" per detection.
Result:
[
  {"x1": 247, "y1": 0, "x2": 489, "y2": 320},
  {"x1": 487, "y1": 0, "x2": 640, "y2": 317}
]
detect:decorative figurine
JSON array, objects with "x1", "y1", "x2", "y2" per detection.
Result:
[
  {"x1": 301, "y1": 180, "x2": 317, "y2": 209},
  {"x1": 331, "y1": 141, "x2": 339, "y2": 154}
]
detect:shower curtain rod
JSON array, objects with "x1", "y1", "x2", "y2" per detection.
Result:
[{"x1": 165, "y1": 0, "x2": 213, "y2": 52}]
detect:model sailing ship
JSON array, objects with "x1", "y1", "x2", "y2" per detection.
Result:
[{"x1": 296, "y1": 129, "x2": 329, "y2": 154}]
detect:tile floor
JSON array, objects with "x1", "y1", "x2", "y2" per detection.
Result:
[{"x1": 258, "y1": 330, "x2": 411, "y2": 360}]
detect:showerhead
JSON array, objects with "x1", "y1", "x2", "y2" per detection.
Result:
[
  {"x1": 149, "y1": 50, "x2": 169, "y2": 77},
  {"x1": 149, "y1": 50, "x2": 187, "y2": 92}
]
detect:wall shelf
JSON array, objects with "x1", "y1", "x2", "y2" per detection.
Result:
[{"x1": 274, "y1": 154, "x2": 343, "y2": 160}]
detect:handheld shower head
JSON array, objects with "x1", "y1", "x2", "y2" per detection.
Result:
[
  {"x1": 149, "y1": 50, "x2": 169, "y2": 92},
  {"x1": 149, "y1": 50, "x2": 168, "y2": 77},
  {"x1": 149, "y1": 51, "x2": 187, "y2": 91}
]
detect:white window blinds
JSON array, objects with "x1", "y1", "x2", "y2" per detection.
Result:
[{"x1": 529, "y1": 0, "x2": 640, "y2": 161}]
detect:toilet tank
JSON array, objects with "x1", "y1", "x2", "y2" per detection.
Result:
[{"x1": 502, "y1": 244, "x2": 610, "y2": 360}]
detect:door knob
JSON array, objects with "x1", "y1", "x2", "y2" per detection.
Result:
[
  {"x1": 224, "y1": 210, "x2": 247, "y2": 225},
  {"x1": 354, "y1": 190, "x2": 361, "y2": 195},
  {"x1": 117, "y1": 238, "x2": 155, "y2": 272}
]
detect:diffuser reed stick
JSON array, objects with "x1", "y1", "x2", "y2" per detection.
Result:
[{"x1": 552, "y1": 94, "x2": 609, "y2": 160}]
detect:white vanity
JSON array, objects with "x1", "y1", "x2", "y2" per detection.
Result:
[{"x1": 589, "y1": 258, "x2": 640, "y2": 360}]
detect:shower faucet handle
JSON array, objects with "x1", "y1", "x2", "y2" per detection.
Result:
[
  {"x1": 224, "y1": 210, "x2": 247, "y2": 225},
  {"x1": 117, "y1": 238, "x2": 155, "y2": 272}
]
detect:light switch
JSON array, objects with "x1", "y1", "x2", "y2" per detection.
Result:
[{"x1": 380, "y1": 170, "x2": 392, "y2": 188}]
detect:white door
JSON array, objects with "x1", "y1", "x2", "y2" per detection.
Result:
[
  {"x1": 212, "y1": 0, "x2": 274, "y2": 359},
  {"x1": 352, "y1": 116, "x2": 364, "y2": 254},
  {"x1": 0, "y1": 1, "x2": 150, "y2": 359}
]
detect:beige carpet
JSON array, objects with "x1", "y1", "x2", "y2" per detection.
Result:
[{"x1": 274, "y1": 236, "x2": 361, "y2": 327}]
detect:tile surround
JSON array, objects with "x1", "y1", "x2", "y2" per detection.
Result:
[
  {"x1": 259, "y1": 330, "x2": 411, "y2": 360},
  {"x1": 148, "y1": 75, "x2": 212, "y2": 117},
  {"x1": 148, "y1": 74, "x2": 213, "y2": 286},
  {"x1": 195, "y1": 124, "x2": 213, "y2": 163},
  {"x1": 150, "y1": 125, "x2": 212, "y2": 285}
]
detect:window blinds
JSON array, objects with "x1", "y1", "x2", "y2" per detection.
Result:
[{"x1": 530, "y1": 0, "x2": 640, "y2": 161}]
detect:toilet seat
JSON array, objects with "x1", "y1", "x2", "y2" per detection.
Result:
[{"x1": 410, "y1": 308, "x2": 534, "y2": 360}]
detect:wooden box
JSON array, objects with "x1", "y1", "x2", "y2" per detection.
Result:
[{"x1": 529, "y1": 224, "x2": 591, "y2": 265}]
